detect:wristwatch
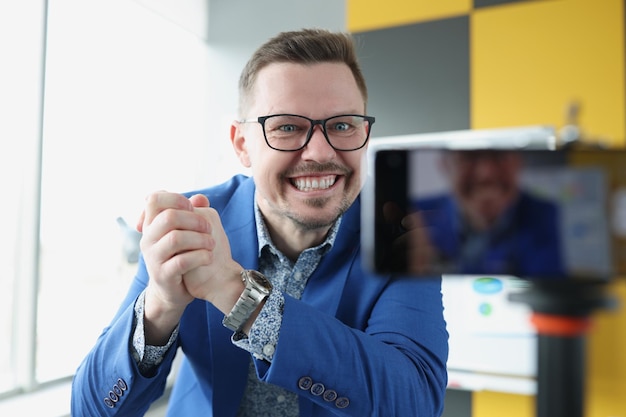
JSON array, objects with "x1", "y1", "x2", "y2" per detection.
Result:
[{"x1": 222, "y1": 270, "x2": 273, "y2": 332}]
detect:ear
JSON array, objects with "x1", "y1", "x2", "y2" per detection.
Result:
[{"x1": 230, "y1": 121, "x2": 251, "y2": 168}]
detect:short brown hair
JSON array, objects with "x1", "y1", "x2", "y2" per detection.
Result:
[{"x1": 238, "y1": 28, "x2": 368, "y2": 116}]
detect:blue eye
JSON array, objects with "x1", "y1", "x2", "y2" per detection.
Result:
[
  {"x1": 332, "y1": 122, "x2": 351, "y2": 132},
  {"x1": 278, "y1": 124, "x2": 298, "y2": 133}
]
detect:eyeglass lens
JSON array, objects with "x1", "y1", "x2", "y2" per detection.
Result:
[{"x1": 262, "y1": 115, "x2": 371, "y2": 151}]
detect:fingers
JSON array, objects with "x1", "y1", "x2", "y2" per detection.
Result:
[
  {"x1": 138, "y1": 191, "x2": 218, "y2": 316},
  {"x1": 142, "y1": 191, "x2": 194, "y2": 228},
  {"x1": 137, "y1": 191, "x2": 191, "y2": 233},
  {"x1": 139, "y1": 191, "x2": 215, "y2": 275},
  {"x1": 158, "y1": 245, "x2": 214, "y2": 278},
  {"x1": 392, "y1": 211, "x2": 440, "y2": 275},
  {"x1": 140, "y1": 208, "x2": 214, "y2": 263},
  {"x1": 401, "y1": 212, "x2": 425, "y2": 230},
  {"x1": 189, "y1": 194, "x2": 210, "y2": 208},
  {"x1": 149, "y1": 227, "x2": 215, "y2": 261},
  {"x1": 382, "y1": 201, "x2": 404, "y2": 223},
  {"x1": 137, "y1": 192, "x2": 210, "y2": 233},
  {"x1": 392, "y1": 231, "x2": 436, "y2": 275}
]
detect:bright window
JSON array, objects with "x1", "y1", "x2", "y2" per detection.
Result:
[{"x1": 2, "y1": 0, "x2": 236, "y2": 395}]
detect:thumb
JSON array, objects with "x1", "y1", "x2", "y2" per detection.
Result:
[
  {"x1": 401, "y1": 211, "x2": 424, "y2": 230},
  {"x1": 189, "y1": 194, "x2": 210, "y2": 208}
]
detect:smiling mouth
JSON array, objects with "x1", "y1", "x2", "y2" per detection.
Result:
[{"x1": 291, "y1": 175, "x2": 337, "y2": 192}]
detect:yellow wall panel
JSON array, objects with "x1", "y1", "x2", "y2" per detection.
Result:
[
  {"x1": 589, "y1": 280, "x2": 626, "y2": 387},
  {"x1": 471, "y1": 0, "x2": 625, "y2": 145},
  {"x1": 585, "y1": 280, "x2": 626, "y2": 417},
  {"x1": 347, "y1": 0, "x2": 471, "y2": 32},
  {"x1": 473, "y1": 391, "x2": 534, "y2": 417}
]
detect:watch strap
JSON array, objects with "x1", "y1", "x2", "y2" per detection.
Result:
[{"x1": 222, "y1": 270, "x2": 271, "y2": 332}]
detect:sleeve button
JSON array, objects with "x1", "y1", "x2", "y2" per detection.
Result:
[
  {"x1": 104, "y1": 397, "x2": 115, "y2": 408},
  {"x1": 310, "y1": 382, "x2": 325, "y2": 396},
  {"x1": 117, "y1": 378, "x2": 128, "y2": 391},
  {"x1": 298, "y1": 376, "x2": 313, "y2": 390},
  {"x1": 108, "y1": 391, "x2": 119, "y2": 403},
  {"x1": 322, "y1": 389, "x2": 338, "y2": 402},
  {"x1": 335, "y1": 397, "x2": 350, "y2": 409}
]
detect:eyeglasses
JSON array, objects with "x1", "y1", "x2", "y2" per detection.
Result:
[{"x1": 240, "y1": 114, "x2": 375, "y2": 152}]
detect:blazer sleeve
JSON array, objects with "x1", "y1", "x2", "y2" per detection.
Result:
[
  {"x1": 71, "y1": 256, "x2": 178, "y2": 417},
  {"x1": 258, "y1": 277, "x2": 449, "y2": 417},
  {"x1": 70, "y1": 177, "x2": 248, "y2": 416}
]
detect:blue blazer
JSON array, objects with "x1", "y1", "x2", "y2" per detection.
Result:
[{"x1": 71, "y1": 175, "x2": 449, "y2": 417}]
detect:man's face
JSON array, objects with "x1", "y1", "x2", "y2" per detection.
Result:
[
  {"x1": 231, "y1": 62, "x2": 369, "y2": 231},
  {"x1": 441, "y1": 151, "x2": 522, "y2": 231}
]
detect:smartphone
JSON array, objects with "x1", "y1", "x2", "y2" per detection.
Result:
[{"x1": 362, "y1": 145, "x2": 624, "y2": 282}]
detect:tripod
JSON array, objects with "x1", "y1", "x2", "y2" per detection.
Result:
[{"x1": 509, "y1": 280, "x2": 617, "y2": 417}]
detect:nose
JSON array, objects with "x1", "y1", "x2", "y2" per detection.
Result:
[{"x1": 301, "y1": 125, "x2": 336, "y2": 162}]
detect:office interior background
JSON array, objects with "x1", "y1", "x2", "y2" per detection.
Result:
[{"x1": 1, "y1": 0, "x2": 625, "y2": 416}]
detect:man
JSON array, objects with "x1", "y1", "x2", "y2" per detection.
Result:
[
  {"x1": 71, "y1": 28, "x2": 448, "y2": 417},
  {"x1": 412, "y1": 150, "x2": 564, "y2": 277}
]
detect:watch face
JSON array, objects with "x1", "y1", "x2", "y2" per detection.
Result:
[{"x1": 245, "y1": 270, "x2": 273, "y2": 293}]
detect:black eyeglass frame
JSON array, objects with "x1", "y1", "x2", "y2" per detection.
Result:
[{"x1": 240, "y1": 113, "x2": 376, "y2": 152}]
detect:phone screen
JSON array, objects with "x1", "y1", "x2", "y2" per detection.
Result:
[{"x1": 365, "y1": 147, "x2": 623, "y2": 281}]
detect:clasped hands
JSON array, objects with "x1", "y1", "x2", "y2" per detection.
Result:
[{"x1": 137, "y1": 191, "x2": 243, "y2": 344}]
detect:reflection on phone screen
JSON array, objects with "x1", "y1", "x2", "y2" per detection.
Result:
[{"x1": 370, "y1": 148, "x2": 619, "y2": 282}]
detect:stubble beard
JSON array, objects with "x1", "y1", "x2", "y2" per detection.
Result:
[{"x1": 286, "y1": 195, "x2": 352, "y2": 231}]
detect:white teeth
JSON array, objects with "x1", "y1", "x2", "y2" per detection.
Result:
[{"x1": 293, "y1": 176, "x2": 336, "y2": 191}]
